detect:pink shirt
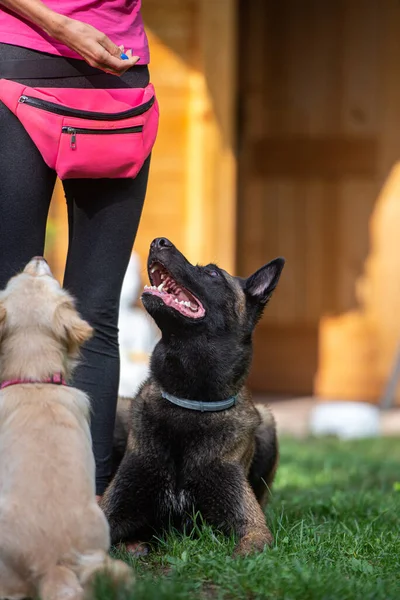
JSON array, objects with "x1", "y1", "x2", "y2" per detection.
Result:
[{"x1": 0, "y1": 1, "x2": 150, "y2": 64}]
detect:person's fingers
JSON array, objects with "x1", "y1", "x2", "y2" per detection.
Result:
[
  {"x1": 99, "y1": 32, "x2": 122, "y2": 58},
  {"x1": 96, "y1": 55, "x2": 140, "y2": 76},
  {"x1": 76, "y1": 31, "x2": 140, "y2": 75},
  {"x1": 111, "y1": 56, "x2": 140, "y2": 74}
]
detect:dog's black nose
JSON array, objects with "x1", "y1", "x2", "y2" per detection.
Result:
[{"x1": 151, "y1": 238, "x2": 173, "y2": 250}]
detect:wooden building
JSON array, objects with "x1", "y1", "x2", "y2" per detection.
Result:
[{"x1": 47, "y1": 0, "x2": 400, "y2": 404}]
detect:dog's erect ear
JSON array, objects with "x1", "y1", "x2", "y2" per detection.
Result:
[
  {"x1": 53, "y1": 299, "x2": 93, "y2": 355},
  {"x1": 244, "y1": 258, "x2": 285, "y2": 305}
]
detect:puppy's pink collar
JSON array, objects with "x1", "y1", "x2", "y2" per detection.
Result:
[{"x1": 0, "y1": 373, "x2": 67, "y2": 390}]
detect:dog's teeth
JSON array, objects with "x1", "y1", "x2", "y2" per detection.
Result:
[
  {"x1": 144, "y1": 285, "x2": 150, "y2": 290},
  {"x1": 150, "y1": 265, "x2": 160, "y2": 274},
  {"x1": 161, "y1": 273, "x2": 165, "y2": 280},
  {"x1": 184, "y1": 301, "x2": 190, "y2": 307},
  {"x1": 158, "y1": 282, "x2": 165, "y2": 292},
  {"x1": 174, "y1": 298, "x2": 179, "y2": 303}
]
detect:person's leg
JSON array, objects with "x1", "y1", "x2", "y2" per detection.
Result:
[
  {"x1": 0, "y1": 93, "x2": 56, "y2": 289},
  {"x1": 62, "y1": 157, "x2": 150, "y2": 496}
]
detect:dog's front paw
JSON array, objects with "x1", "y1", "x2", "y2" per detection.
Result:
[
  {"x1": 103, "y1": 558, "x2": 134, "y2": 583},
  {"x1": 119, "y1": 541, "x2": 149, "y2": 557},
  {"x1": 233, "y1": 529, "x2": 273, "y2": 557},
  {"x1": 80, "y1": 555, "x2": 134, "y2": 590}
]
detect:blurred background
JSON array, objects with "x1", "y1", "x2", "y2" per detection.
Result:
[{"x1": 44, "y1": 0, "x2": 400, "y2": 434}]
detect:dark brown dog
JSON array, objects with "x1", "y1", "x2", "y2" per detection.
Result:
[{"x1": 101, "y1": 238, "x2": 285, "y2": 556}]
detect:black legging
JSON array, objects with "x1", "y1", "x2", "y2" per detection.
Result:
[{"x1": 0, "y1": 44, "x2": 151, "y2": 495}]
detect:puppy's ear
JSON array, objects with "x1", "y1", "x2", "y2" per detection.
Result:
[
  {"x1": 0, "y1": 303, "x2": 6, "y2": 340},
  {"x1": 53, "y1": 299, "x2": 93, "y2": 355},
  {"x1": 245, "y1": 258, "x2": 285, "y2": 305}
]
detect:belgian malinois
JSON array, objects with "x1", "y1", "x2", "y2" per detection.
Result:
[{"x1": 101, "y1": 238, "x2": 285, "y2": 556}]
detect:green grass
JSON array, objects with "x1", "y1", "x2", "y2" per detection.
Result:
[{"x1": 95, "y1": 437, "x2": 400, "y2": 599}]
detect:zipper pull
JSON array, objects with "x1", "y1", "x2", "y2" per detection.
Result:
[
  {"x1": 67, "y1": 127, "x2": 77, "y2": 150},
  {"x1": 18, "y1": 95, "x2": 28, "y2": 103}
]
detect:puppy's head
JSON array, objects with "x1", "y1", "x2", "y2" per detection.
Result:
[
  {"x1": 141, "y1": 238, "x2": 285, "y2": 339},
  {"x1": 0, "y1": 257, "x2": 92, "y2": 380}
]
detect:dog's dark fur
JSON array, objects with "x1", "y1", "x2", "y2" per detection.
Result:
[{"x1": 101, "y1": 238, "x2": 285, "y2": 555}]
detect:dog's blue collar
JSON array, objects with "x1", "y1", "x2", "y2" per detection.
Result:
[{"x1": 161, "y1": 390, "x2": 237, "y2": 412}]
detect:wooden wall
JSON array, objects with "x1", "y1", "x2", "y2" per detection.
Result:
[
  {"x1": 47, "y1": 0, "x2": 237, "y2": 282},
  {"x1": 237, "y1": 0, "x2": 395, "y2": 395}
]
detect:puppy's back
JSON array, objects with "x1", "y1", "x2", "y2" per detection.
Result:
[{"x1": 0, "y1": 386, "x2": 108, "y2": 571}]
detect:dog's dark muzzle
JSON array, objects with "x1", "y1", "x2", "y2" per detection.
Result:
[
  {"x1": 148, "y1": 238, "x2": 177, "y2": 269},
  {"x1": 150, "y1": 237, "x2": 174, "y2": 252}
]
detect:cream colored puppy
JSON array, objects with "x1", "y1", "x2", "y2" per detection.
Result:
[{"x1": 0, "y1": 257, "x2": 132, "y2": 600}]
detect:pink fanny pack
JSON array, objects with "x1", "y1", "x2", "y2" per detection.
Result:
[{"x1": 0, "y1": 78, "x2": 159, "y2": 180}]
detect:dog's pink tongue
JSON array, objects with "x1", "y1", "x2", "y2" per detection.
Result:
[{"x1": 176, "y1": 289, "x2": 189, "y2": 302}]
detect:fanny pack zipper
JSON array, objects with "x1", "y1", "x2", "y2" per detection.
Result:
[
  {"x1": 61, "y1": 125, "x2": 143, "y2": 149},
  {"x1": 18, "y1": 94, "x2": 155, "y2": 120}
]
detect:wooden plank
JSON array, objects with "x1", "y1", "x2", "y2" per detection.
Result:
[
  {"x1": 304, "y1": 187, "x2": 325, "y2": 321},
  {"x1": 336, "y1": 185, "x2": 377, "y2": 312},
  {"x1": 274, "y1": 187, "x2": 300, "y2": 322},
  {"x1": 141, "y1": 0, "x2": 237, "y2": 271},
  {"x1": 340, "y1": 0, "x2": 381, "y2": 136},
  {"x1": 250, "y1": 137, "x2": 378, "y2": 178},
  {"x1": 135, "y1": 0, "x2": 193, "y2": 265},
  {"x1": 184, "y1": 0, "x2": 237, "y2": 271}
]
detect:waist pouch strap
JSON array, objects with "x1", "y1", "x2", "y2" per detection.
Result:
[
  {"x1": 0, "y1": 77, "x2": 159, "y2": 180},
  {"x1": 0, "y1": 56, "x2": 117, "y2": 79}
]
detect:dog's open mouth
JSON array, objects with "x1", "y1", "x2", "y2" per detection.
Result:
[{"x1": 143, "y1": 262, "x2": 205, "y2": 319}]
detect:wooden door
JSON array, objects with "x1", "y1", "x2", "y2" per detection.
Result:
[{"x1": 237, "y1": 0, "x2": 388, "y2": 394}]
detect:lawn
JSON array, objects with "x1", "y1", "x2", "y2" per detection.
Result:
[{"x1": 95, "y1": 436, "x2": 400, "y2": 600}]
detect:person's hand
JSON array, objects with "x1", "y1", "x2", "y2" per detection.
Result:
[{"x1": 53, "y1": 16, "x2": 140, "y2": 76}]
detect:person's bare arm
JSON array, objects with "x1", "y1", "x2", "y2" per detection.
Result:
[{"x1": 0, "y1": 0, "x2": 140, "y2": 75}]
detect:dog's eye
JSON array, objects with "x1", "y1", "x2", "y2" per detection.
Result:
[{"x1": 206, "y1": 269, "x2": 220, "y2": 278}]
